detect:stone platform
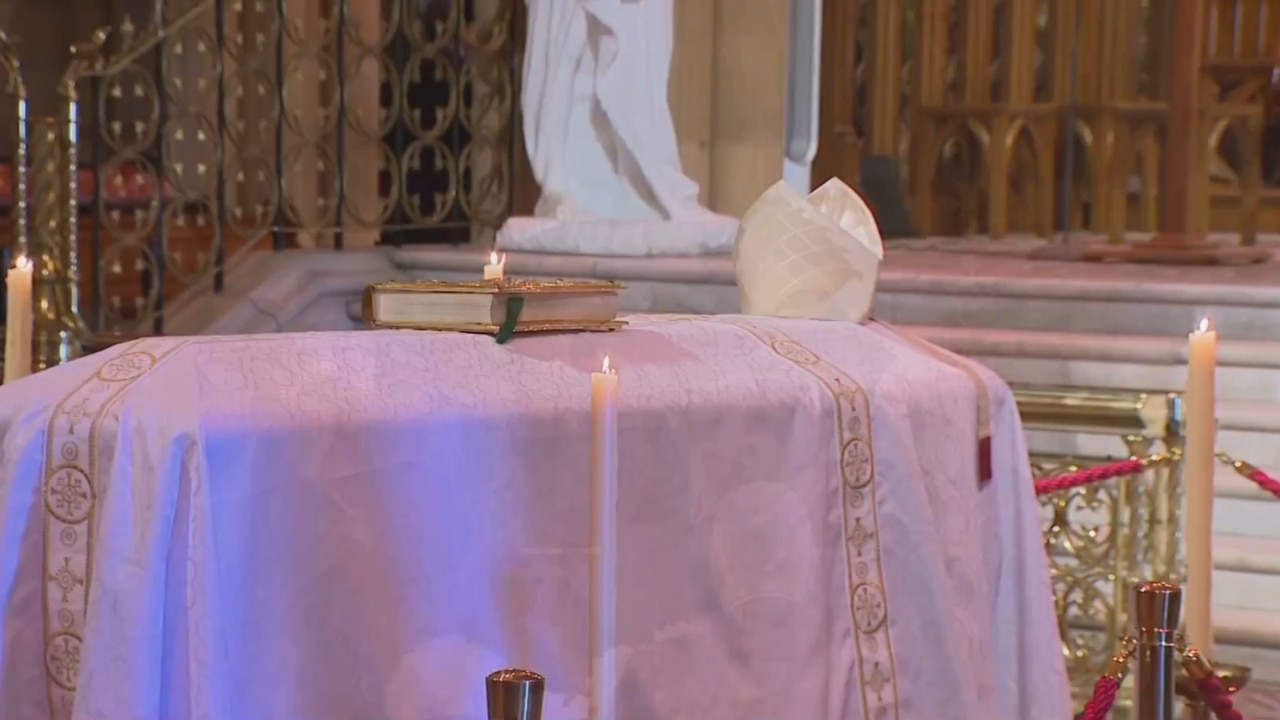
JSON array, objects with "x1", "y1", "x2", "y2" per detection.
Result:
[
  {"x1": 1240, "y1": 681, "x2": 1280, "y2": 717},
  {"x1": 164, "y1": 235, "x2": 1280, "y2": 682}
]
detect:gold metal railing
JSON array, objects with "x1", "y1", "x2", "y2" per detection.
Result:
[
  {"x1": 1015, "y1": 384, "x2": 1184, "y2": 705},
  {"x1": 0, "y1": 0, "x2": 519, "y2": 368}
]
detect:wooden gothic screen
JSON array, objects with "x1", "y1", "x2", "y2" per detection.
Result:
[{"x1": 814, "y1": 0, "x2": 1278, "y2": 243}]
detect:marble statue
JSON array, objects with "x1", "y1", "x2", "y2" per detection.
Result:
[{"x1": 498, "y1": 0, "x2": 738, "y2": 256}]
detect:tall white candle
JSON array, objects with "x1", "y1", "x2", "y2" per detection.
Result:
[
  {"x1": 1184, "y1": 317, "x2": 1217, "y2": 657},
  {"x1": 3, "y1": 255, "x2": 33, "y2": 385},
  {"x1": 483, "y1": 251, "x2": 505, "y2": 281},
  {"x1": 589, "y1": 355, "x2": 618, "y2": 720}
]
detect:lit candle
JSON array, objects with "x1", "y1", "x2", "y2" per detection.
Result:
[
  {"x1": 483, "y1": 251, "x2": 505, "y2": 281},
  {"x1": 1184, "y1": 317, "x2": 1217, "y2": 657},
  {"x1": 590, "y1": 355, "x2": 618, "y2": 720},
  {"x1": 3, "y1": 255, "x2": 33, "y2": 385}
]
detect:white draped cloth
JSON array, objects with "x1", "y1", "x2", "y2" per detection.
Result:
[{"x1": 0, "y1": 316, "x2": 1071, "y2": 720}]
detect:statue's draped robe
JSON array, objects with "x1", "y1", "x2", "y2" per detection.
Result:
[{"x1": 521, "y1": 0, "x2": 708, "y2": 222}]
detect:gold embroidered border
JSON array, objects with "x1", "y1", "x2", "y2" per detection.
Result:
[
  {"x1": 41, "y1": 338, "x2": 189, "y2": 720},
  {"x1": 623, "y1": 313, "x2": 710, "y2": 325},
  {"x1": 712, "y1": 317, "x2": 900, "y2": 720}
]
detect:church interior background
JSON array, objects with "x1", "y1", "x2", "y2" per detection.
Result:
[{"x1": 3, "y1": 0, "x2": 1280, "y2": 717}]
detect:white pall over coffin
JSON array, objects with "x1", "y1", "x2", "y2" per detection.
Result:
[{"x1": 0, "y1": 315, "x2": 1070, "y2": 720}]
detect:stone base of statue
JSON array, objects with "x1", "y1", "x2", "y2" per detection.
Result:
[{"x1": 496, "y1": 213, "x2": 739, "y2": 257}]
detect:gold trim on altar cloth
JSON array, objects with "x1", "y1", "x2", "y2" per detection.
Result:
[
  {"x1": 41, "y1": 337, "x2": 192, "y2": 720},
  {"x1": 709, "y1": 317, "x2": 901, "y2": 720}
]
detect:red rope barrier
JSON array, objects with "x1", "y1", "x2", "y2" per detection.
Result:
[
  {"x1": 1077, "y1": 651, "x2": 1132, "y2": 720},
  {"x1": 1080, "y1": 675, "x2": 1121, "y2": 720},
  {"x1": 1033, "y1": 451, "x2": 1280, "y2": 501},
  {"x1": 1031, "y1": 450, "x2": 1280, "y2": 501},
  {"x1": 1183, "y1": 646, "x2": 1248, "y2": 720},
  {"x1": 1217, "y1": 453, "x2": 1280, "y2": 501},
  {"x1": 1195, "y1": 673, "x2": 1245, "y2": 720},
  {"x1": 1035, "y1": 458, "x2": 1150, "y2": 496},
  {"x1": 1243, "y1": 468, "x2": 1280, "y2": 500}
]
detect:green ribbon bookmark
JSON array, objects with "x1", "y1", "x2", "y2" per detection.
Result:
[{"x1": 494, "y1": 295, "x2": 524, "y2": 344}]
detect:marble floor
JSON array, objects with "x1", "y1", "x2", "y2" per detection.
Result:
[{"x1": 1237, "y1": 680, "x2": 1280, "y2": 716}]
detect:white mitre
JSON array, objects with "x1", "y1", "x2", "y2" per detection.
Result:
[{"x1": 734, "y1": 178, "x2": 885, "y2": 323}]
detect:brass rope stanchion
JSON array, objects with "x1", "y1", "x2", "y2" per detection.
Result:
[
  {"x1": 1132, "y1": 581, "x2": 1182, "y2": 720},
  {"x1": 1076, "y1": 581, "x2": 1253, "y2": 719},
  {"x1": 487, "y1": 668, "x2": 545, "y2": 720}
]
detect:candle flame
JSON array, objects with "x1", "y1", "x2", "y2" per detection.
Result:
[
  {"x1": 12, "y1": 254, "x2": 30, "y2": 271},
  {"x1": 602, "y1": 355, "x2": 613, "y2": 374},
  {"x1": 1197, "y1": 317, "x2": 1212, "y2": 333},
  {"x1": 489, "y1": 250, "x2": 499, "y2": 265}
]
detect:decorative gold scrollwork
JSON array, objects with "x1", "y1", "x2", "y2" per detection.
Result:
[{"x1": 1023, "y1": 387, "x2": 1183, "y2": 705}]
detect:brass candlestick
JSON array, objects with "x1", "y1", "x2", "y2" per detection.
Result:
[{"x1": 486, "y1": 668, "x2": 545, "y2": 720}]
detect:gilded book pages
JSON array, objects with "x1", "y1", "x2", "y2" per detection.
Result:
[{"x1": 734, "y1": 178, "x2": 884, "y2": 323}]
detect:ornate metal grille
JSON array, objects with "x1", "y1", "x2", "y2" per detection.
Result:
[{"x1": 3, "y1": 0, "x2": 517, "y2": 353}]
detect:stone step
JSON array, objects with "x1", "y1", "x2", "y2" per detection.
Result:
[
  {"x1": 878, "y1": 283, "x2": 1280, "y2": 342},
  {"x1": 1218, "y1": 606, "x2": 1280, "y2": 684},
  {"x1": 1217, "y1": 538, "x2": 1280, "y2": 613},
  {"x1": 909, "y1": 323, "x2": 1280, "y2": 403},
  {"x1": 1219, "y1": 534, "x2": 1280, "y2": 576},
  {"x1": 873, "y1": 247, "x2": 1280, "y2": 342},
  {"x1": 912, "y1": 323, "x2": 1280, "y2": 464},
  {"x1": 1201, "y1": 563, "x2": 1280, "y2": 682}
]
